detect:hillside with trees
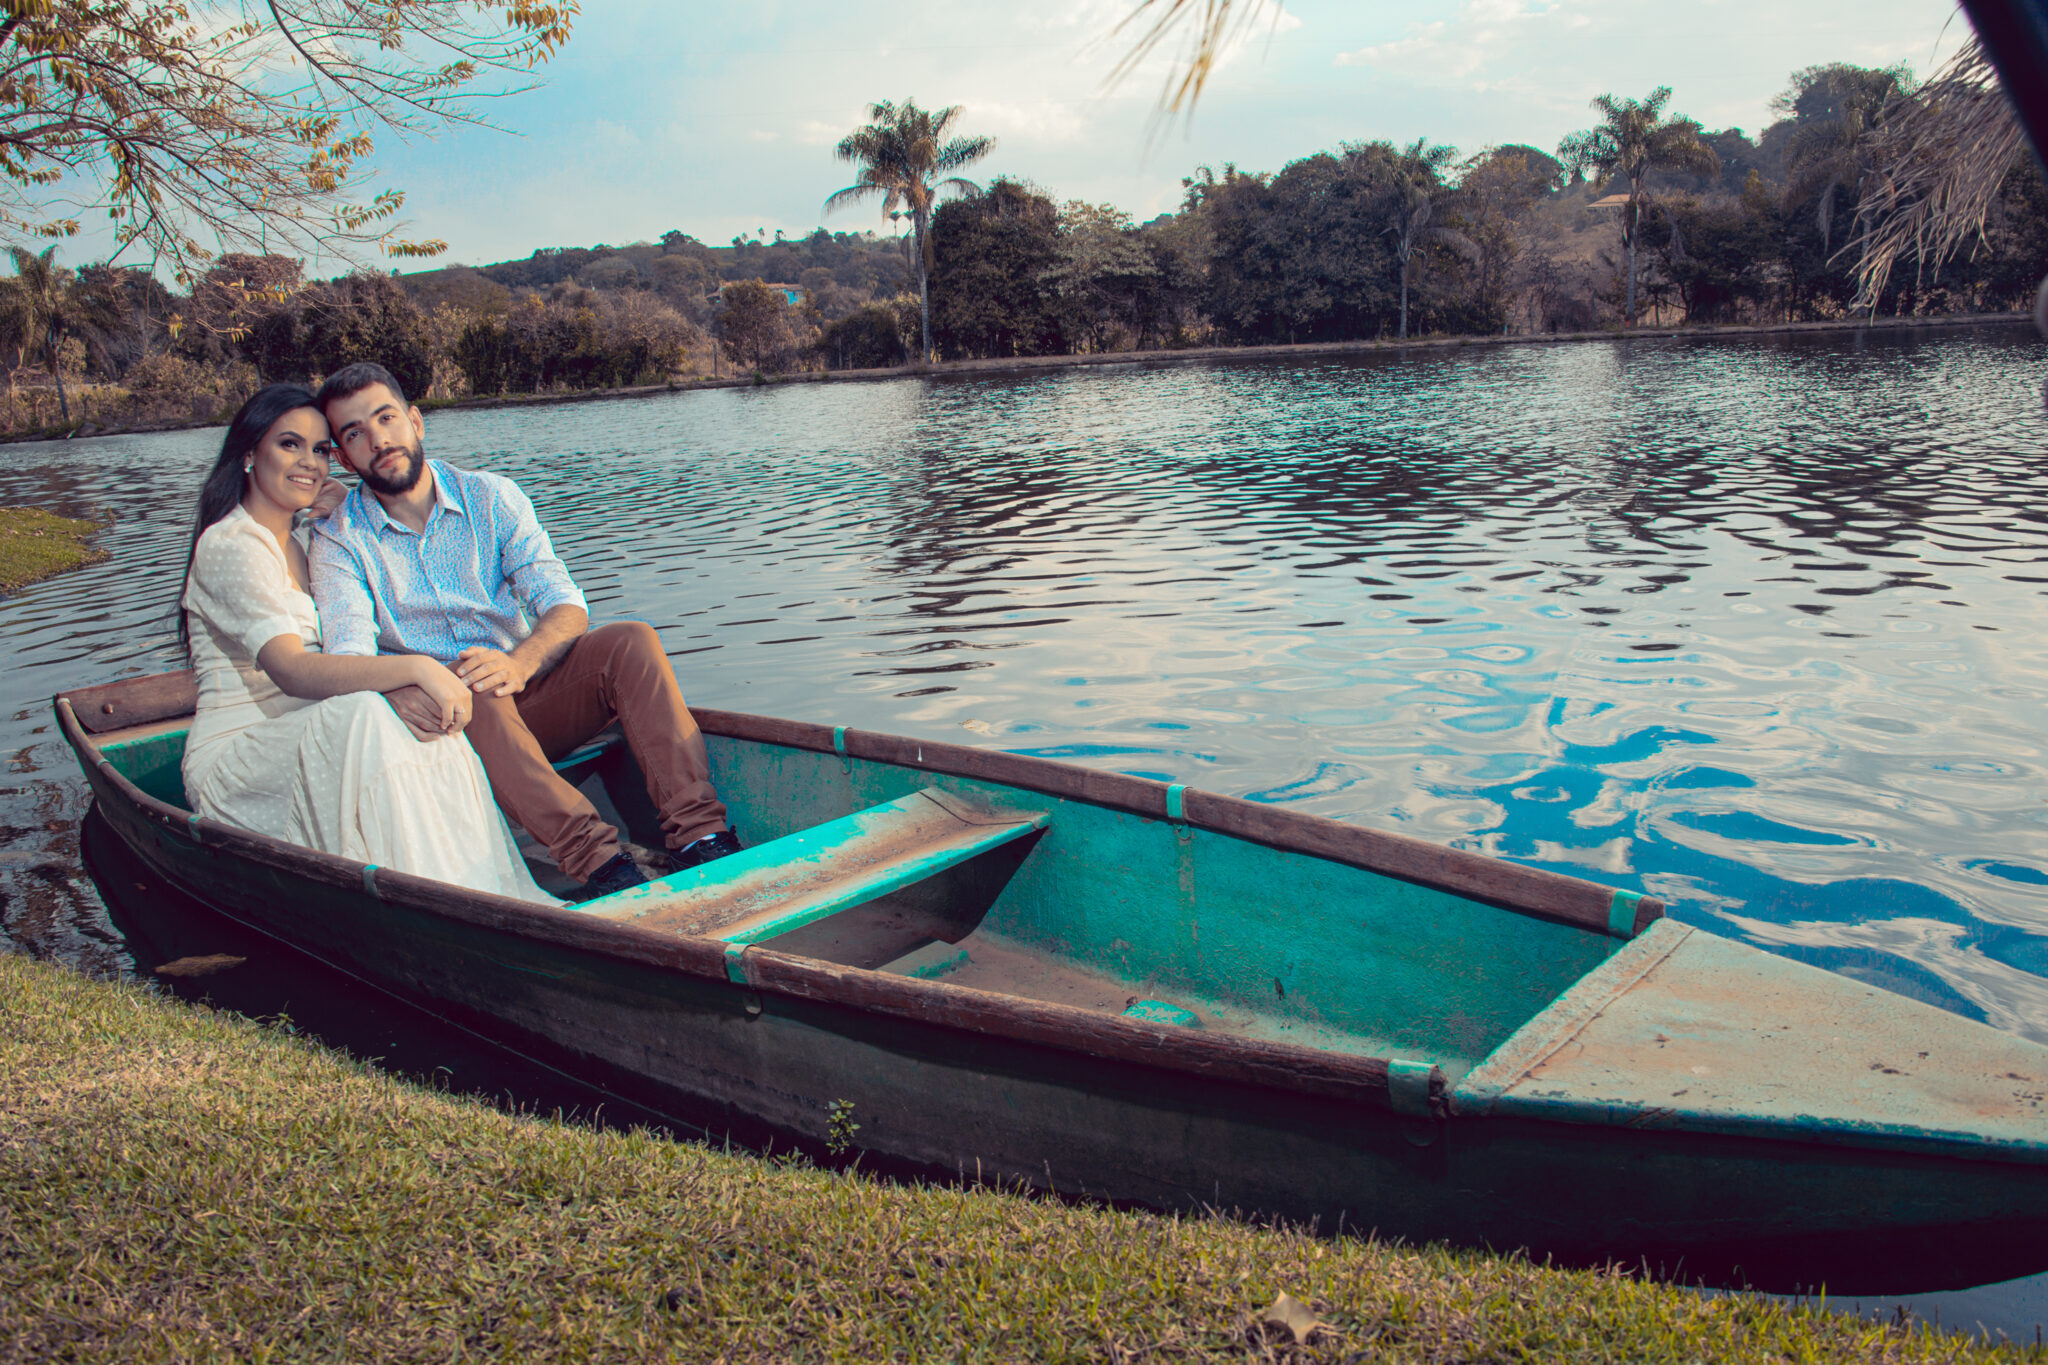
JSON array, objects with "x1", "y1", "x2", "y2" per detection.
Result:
[{"x1": 1, "y1": 57, "x2": 2041, "y2": 436}]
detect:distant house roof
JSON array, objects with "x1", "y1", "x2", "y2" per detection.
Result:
[
  {"x1": 720, "y1": 280, "x2": 807, "y2": 307},
  {"x1": 1589, "y1": 193, "x2": 1632, "y2": 208}
]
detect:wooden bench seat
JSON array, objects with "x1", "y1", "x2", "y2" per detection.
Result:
[{"x1": 585, "y1": 787, "x2": 1048, "y2": 960}]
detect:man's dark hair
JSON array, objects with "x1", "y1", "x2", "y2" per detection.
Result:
[{"x1": 316, "y1": 361, "x2": 408, "y2": 413}]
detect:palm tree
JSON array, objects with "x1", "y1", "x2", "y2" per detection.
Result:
[
  {"x1": 1381, "y1": 138, "x2": 1475, "y2": 340},
  {"x1": 1557, "y1": 88, "x2": 1720, "y2": 325},
  {"x1": 825, "y1": 99, "x2": 993, "y2": 364},
  {"x1": 2, "y1": 246, "x2": 80, "y2": 421}
]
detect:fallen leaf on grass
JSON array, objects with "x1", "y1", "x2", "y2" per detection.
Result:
[
  {"x1": 154, "y1": 955, "x2": 246, "y2": 978},
  {"x1": 1258, "y1": 1291, "x2": 1322, "y2": 1344}
]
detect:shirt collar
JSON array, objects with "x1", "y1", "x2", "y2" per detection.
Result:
[{"x1": 356, "y1": 460, "x2": 462, "y2": 536}]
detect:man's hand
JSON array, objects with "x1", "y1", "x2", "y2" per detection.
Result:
[
  {"x1": 455, "y1": 646, "x2": 534, "y2": 698},
  {"x1": 385, "y1": 684, "x2": 460, "y2": 741}
]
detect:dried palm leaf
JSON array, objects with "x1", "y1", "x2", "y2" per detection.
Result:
[
  {"x1": 1849, "y1": 36, "x2": 2027, "y2": 311},
  {"x1": 1107, "y1": 0, "x2": 1279, "y2": 115}
]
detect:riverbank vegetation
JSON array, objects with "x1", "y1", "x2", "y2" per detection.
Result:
[
  {"x1": 0, "y1": 48, "x2": 2041, "y2": 438},
  {"x1": 1, "y1": 954, "x2": 2028, "y2": 1362},
  {"x1": 0, "y1": 507, "x2": 106, "y2": 593}
]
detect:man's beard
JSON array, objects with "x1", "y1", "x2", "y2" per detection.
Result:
[{"x1": 359, "y1": 440, "x2": 426, "y2": 497}]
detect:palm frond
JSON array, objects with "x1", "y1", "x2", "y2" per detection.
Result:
[
  {"x1": 1847, "y1": 36, "x2": 2025, "y2": 312},
  {"x1": 1105, "y1": 0, "x2": 1278, "y2": 115}
]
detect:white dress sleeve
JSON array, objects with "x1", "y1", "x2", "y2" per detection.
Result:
[{"x1": 184, "y1": 517, "x2": 314, "y2": 661}]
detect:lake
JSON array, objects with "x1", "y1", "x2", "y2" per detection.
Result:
[{"x1": 4, "y1": 322, "x2": 2046, "y2": 1329}]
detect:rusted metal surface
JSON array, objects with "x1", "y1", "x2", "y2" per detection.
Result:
[{"x1": 1459, "y1": 920, "x2": 2048, "y2": 1163}]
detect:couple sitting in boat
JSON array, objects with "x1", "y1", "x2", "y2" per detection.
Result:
[{"x1": 177, "y1": 363, "x2": 742, "y2": 904}]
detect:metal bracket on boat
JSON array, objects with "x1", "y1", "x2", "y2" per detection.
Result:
[
  {"x1": 1166, "y1": 784, "x2": 1191, "y2": 842},
  {"x1": 1386, "y1": 1058, "x2": 1439, "y2": 1119},
  {"x1": 1608, "y1": 890, "x2": 1644, "y2": 938},
  {"x1": 362, "y1": 865, "x2": 381, "y2": 900},
  {"x1": 724, "y1": 944, "x2": 763, "y2": 1015},
  {"x1": 833, "y1": 725, "x2": 852, "y2": 775},
  {"x1": 185, "y1": 813, "x2": 203, "y2": 844}
]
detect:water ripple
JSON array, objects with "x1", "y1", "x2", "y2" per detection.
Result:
[{"x1": 2, "y1": 324, "x2": 2045, "y2": 1041}]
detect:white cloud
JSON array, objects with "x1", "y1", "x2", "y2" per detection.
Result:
[{"x1": 1336, "y1": 0, "x2": 1574, "y2": 77}]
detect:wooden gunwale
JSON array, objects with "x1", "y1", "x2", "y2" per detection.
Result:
[
  {"x1": 56, "y1": 687, "x2": 1440, "y2": 1115},
  {"x1": 63, "y1": 670, "x2": 1661, "y2": 937}
]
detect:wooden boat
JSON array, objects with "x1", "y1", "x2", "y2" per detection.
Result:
[{"x1": 57, "y1": 668, "x2": 2048, "y2": 1294}]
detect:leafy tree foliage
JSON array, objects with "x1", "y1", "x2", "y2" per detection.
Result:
[
  {"x1": 814, "y1": 302, "x2": 910, "y2": 370},
  {"x1": 928, "y1": 179, "x2": 1063, "y2": 359},
  {"x1": 716, "y1": 279, "x2": 801, "y2": 373},
  {"x1": 1196, "y1": 148, "x2": 1405, "y2": 344},
  {"x1": 0, "y1": 0, "x2": 574, "y2": 280}
]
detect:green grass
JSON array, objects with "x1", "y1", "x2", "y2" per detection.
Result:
[
  {"x1": 0, "y1": 953, "x2": 2032, "y2": 1363},
  {"x1": 0, "y1": 505, "x2": 107, "y2": 593}
]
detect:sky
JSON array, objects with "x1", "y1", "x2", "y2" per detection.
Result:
[{"x1": 188, "y1": 0, "x2": 1987, "y2": 270}]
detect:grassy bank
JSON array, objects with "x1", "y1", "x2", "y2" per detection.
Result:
[
  {"x1": 0, "y1": 955, "x2": 2028, "y2": 1363},
  {"x1": 0, "y1": 506, "x2": 108, "y2": 593}
]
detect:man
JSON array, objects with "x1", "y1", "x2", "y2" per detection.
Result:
[{"x1": 308, "y1": 361, "x2": 740, "y2": 897}]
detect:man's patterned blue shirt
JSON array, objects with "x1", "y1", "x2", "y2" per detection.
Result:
[{"x1": 309, "y1": 460, "x2": 587, "y2": 662}]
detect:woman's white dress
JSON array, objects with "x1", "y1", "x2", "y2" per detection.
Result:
[{"x1": 181, "y1": 506, "x2": 557, "y2": 905}]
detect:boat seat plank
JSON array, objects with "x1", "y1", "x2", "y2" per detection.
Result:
[
  {"x1": 1456, "y1": 920, "x2": 2048, "y2": 1162},
  {"x1": 585, "y1": 787, "x2": 1049, "y2": 943}
]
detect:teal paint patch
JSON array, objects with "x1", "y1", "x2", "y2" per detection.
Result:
[
  {"x1": 723, "y1": 943, "x2": 751, "y2": 986},
  {"x1": 833, "y1": 726, "x2": 849, "y2": 756},
  {"x1": 1124, "y1": 999, "x2": 1202, "y2": 1028},
  {"x1": 551, "y1": 732, "x2": 619, "y2": 777},
  {"x1": 1165, "y1": 784, "x2": 1187, "y2": 821},
  {"x1": 881, "y1": 941, "x2": 971, "y2": 980},
  {"x1": 1387, "y1": 1058, "x2": 1436, "y2": 1117},
  {"x1": 362, "y1": 865, "x2": 380, "y2": 899},
  {"x1": 187, "y1": 813, "x2": 202, "y2": 842},
  {"x1": 1608, "y1": 889, "x2": 1642, "y2": 938},
  {"x1": 99, "y1": 729, "x2": 191, "y2": 807}
]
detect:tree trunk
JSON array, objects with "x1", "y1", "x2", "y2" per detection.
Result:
[
  {"x1": 1399, "y1": 259, "x2": 1410, "y2": 340},
  {"x1": 47, "y1": 327, "x2": 68, "y2": 422},
  {"x1": 914, "y1": 214, "x2": 933, "y2": 364},
  {"x1": 1625, "y1": 197, "x2": 1640, "y2": 325}
]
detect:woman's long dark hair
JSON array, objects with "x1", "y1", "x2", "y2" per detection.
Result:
[{"x1": 178, "y1": 384, "x2": 320, "y2": 659}]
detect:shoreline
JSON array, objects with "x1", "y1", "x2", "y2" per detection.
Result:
[
  {"x1": 2, "y1": 951, "x2": 2019, "y2": 1362},
  {"x1": 0, "y1": 507, "x2": 110, "y2": 593},
  {"x1": 2, "y1": 310, "x2": 2030, "y2": 446}
]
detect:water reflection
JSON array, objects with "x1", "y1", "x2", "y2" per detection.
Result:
[{"x1": 2, "y1": 324, "x2": 2045, "y2": 1055}]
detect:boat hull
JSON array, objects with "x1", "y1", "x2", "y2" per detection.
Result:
[{"x1": 73, "y1": 728, "x2": 2048, "y2": 1294}]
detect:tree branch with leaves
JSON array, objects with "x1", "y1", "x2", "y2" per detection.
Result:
[{"x1": 0, "y1": 0, "x2": 575, "y2": 284}]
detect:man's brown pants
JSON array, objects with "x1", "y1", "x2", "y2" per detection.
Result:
[{"x1": 462, "y1": 621, "x2": 727, "y2": 882}]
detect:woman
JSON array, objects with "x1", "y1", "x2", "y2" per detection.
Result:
[{"x1": 180, "y1": 384, "x2": 556, "y2": 905}]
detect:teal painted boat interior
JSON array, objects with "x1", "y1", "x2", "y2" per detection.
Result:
[
  {"x1": 86, "y1": 709, "x2": 2048, "y2": 1181},
  {"x1": 94, "y1": 724, "x2": 1622, "y2": 1079}
]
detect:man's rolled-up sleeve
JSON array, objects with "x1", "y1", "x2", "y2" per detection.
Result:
[
  {"x1": 309, "y1": 528, "x2": 380, "y2": 656},
  {"x1": 495, "y1": 480, "x2": 587, "y2": 619}
]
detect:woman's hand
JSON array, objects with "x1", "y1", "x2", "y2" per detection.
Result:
[{"x1": 407, "y1": 658, "x2": 475, "y2": 738}]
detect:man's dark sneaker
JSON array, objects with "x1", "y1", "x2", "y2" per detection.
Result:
[
  {"x1": 670, "y1": 827, "x2": 744, "y2": 874},
  {"x1": 579, "y1": 850, "x2": 647, "y2": 899}
]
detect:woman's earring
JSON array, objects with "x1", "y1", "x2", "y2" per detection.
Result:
[{"x1": 243, "y1": 461, "x2": 252, "y2": 473}]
